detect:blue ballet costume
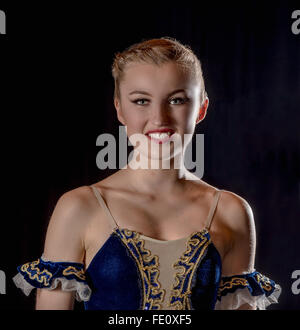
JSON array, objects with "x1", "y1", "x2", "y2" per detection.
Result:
[{"x1": 13, "y1": 186, "x2": 281, "y2": 310}]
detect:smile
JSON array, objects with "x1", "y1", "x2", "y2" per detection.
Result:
[{"x1": 146, "y1": 131, "x2": 174, "y2": 144}]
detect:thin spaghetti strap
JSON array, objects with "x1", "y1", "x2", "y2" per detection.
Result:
[
  {"x1": 90, "y1": 185, "x2": 120, "y2": 230},
  {"x1": 204, "y1": 189, "x2": 222, "y2": 230}
]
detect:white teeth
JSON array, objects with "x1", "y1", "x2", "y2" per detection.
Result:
[{"x1": 148, "y1": 132, "x2": 171, "y2": 139}]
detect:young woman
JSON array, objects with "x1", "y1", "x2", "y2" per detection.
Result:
[{"x1": 13, "y1": 37, "x2": 281, "y2": 310}]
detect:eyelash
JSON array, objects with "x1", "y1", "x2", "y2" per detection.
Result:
[{"x1": 132, "y1": 97, "x2": 189, "y2": 106}]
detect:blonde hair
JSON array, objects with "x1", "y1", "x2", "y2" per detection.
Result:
[{"x1": 112, "y1": 37, "x2": 207, "y2": 103}]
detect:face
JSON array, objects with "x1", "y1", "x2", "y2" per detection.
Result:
[{"x1": 114, "y1": 61, "x2": 208, "y2": 162}]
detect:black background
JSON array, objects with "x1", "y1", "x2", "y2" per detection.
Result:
[{"x1": 0, "y1": 0, "x2": 299, "y2": 310}]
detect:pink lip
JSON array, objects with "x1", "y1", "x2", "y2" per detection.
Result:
[{"x1": 145, "y1": 128, "x2": 175, "y2": 135}]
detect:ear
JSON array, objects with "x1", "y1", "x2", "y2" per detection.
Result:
[
  {"x1": 196, "y1": 95, "x2": 209, "y2": 124},
  {"x1": 114, "y1": 97, "x2": 126, "y2": 125}
]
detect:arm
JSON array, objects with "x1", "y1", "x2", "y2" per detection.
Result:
[
  {"x1": 220, "y1": 191, "x2": 257, "y2": 310},
  {"x1": 35, "y1": 186, "x2": 91, "y2": 310}
]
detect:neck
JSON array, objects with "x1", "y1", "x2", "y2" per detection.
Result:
[{"x1": 121, "y1": 151, "x2": 191, "y2": 195}]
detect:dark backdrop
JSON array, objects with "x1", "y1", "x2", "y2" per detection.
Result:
[{"x1": 0, "y1": 0, "x2": 299, "y2": 310}]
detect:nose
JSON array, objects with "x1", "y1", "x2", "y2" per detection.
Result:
[{"x1": 150, "y1": 103, "x2": 170, "y2": 126}]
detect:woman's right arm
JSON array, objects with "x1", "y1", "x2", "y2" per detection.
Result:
[{"x1": 35, "y1": 186, "x2": 92, "y2": 310}]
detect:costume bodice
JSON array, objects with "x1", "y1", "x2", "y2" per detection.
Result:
[
  {"x1": 12, "y1": 185, "x2": 281, "y2": 310},
  {"x1": 84, "y1": 185, "x2": 222, "y2": 310}
]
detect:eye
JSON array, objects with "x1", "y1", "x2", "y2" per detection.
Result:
[
  {"x1": 132, "y1": 98, "x2": 149, "y2": 105},
  {"x1": 169, "y1": 97, "x2": 189, "y2": 105}
]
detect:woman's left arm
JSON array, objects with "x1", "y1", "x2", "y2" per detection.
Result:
[{"x1": 220, "y1": 192, "x2": 257, "y2": 310}]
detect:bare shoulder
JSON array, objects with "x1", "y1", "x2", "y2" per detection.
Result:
[
  {"x1": 190, "y1": 178, "x2": 255, "y2": 235},
  {"x1": 56, "y1": 185, "x2": 95, "y2": 211},
  {"x1": 50, "y1": 185, "x2": 98, "y2": 226},
  {"x1": 216, "y1": 189, "x2": 257, "y2": 276},
  {"x1": 43, "y1": 185, "x2": 97, "y2": 262},
  {"x1": 217, "y1": 189, "x2": 255, "y2": 233},
  {"x1": 186, "y1": 178, "x2": 255, "y2": 233}
]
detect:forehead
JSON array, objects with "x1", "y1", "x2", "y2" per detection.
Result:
[{"x1": 119, "y1": 61, "x2": 198, "y2": 93}]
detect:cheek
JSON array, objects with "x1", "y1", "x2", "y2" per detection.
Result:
[
  {"x1": 177, "y1": 105, "x2": 198, "y2": 133},
  {"x1": 124, "y1": 111, "x2": 146, "y2": 130},
  {"x1": 121, "y1": 107, "x2": 147, "y2": 138}
]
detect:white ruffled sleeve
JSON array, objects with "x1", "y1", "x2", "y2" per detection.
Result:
[
  {"x1": 215, "y1": 270, "x2": 281, "y2": 310},
  {"x1": 12, "y1": 254, "x2": 92, "y2": 302}
]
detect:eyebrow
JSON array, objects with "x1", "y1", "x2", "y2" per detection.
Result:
[{"x1": 128, "y1": 89, "x2": 186, "y2": 97}]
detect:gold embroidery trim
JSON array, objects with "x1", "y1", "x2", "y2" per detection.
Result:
[
  {"x1": 116, "y1": 228, "x2": 166, "y2": 310},
  {"x1": 255, "y1": 272, "x2": 273, "y2": 292},
  {"x1": 218, "y1": 272, "x2": 274, "y2": 297},
  {"x1": 62, "y1": 266, "x2": 86, "y2": 280},
  {"x1": 218, "y1": 277, "x2": 249, "y2": 295},
  {"x1": 20, "y1": 259, "x2": 86, "y2": 286},
  {"x1": 169, "y1": 229, "x2": 211, "y2": 310},
  {"x1": 21, "y1": 259, "x2": 53, "y2": 286}
]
